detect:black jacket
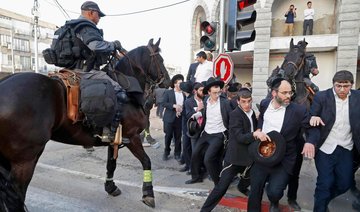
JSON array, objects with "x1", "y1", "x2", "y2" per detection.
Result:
[
  {"x1": 200, "y1": 95, "x2": 232, "y2": 132},
  {"x1": 224, "y1": 106, "x2": 257, "y2": 166}
]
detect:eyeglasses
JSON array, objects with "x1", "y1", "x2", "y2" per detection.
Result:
[
  {"x1": 277, "y1": 90, "x2": 294, "y2": 96},
  {"x1": 334, "y1": 84, "x2": 352, "y2": 89},
  {"x1": 210, "y1": 91, "x2": 222, "y2": 95}
]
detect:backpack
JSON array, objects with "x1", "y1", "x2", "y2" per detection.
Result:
[
  {"x1": 80, "y1": 78, "x2": 117, "y2": 128},
  {"x1": 42, "y1": 20, "x2": 94, "y2": 68}
]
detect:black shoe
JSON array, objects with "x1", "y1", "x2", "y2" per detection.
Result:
[
  {"x1": 179, "y1": 166, "x2": 188, "y2": 172},
  {"x1": 174, "y1": 155, "x2": 181, "y2": 161},
  {"x1": 185, "y1": 178, "x2": 203, "y2": 184},
  {"x1": 239, "y1": 188, "x2": 250, "y2": 197},
  {"x1": 288, "y1": 199, "x2": 301, "y2": 211},
  {"x1": 162, "y1": 153, "x2": 169, "y2": 161},
  {"x1": 352, "y1": 186, "x2": 360, "y2": 198},
  {"x1": 269, "y1": 201, "x2": 280, "y2": 212},
  {"x1": 353, "y1": 199, "x2": 360, "y2": 211}
]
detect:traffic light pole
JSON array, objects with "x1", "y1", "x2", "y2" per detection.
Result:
[{"x1": 219, "y1": 0, "x2": 225, "y2": 53}]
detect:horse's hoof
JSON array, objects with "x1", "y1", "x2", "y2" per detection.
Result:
[
  {"x1": 108, "y1": 187, "x2": 121, "y2": 196},
  {"x1": 105, "y1": 181, "x2": 121, "y2": 196},
  {"x1": 142, "y1": 196, "x2": 155, "y2": 208}
]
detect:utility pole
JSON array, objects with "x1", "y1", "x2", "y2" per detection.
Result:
[
  {"x1": 218, "y1": 0, "x2": 226, "y2": 53},
  {"x1": 32, "y1": 0, "x2": 39, "y2": 73}
]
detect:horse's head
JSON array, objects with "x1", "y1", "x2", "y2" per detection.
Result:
[
  {"x1": 145, "y1": 38, "x2": 171, "y2": 89},
  {"x1": 116, "y1": 38, "x2": 170, "y2": 91},
  {"x1": 281, "y1": 38, "x2": 307, "y2": 81}
]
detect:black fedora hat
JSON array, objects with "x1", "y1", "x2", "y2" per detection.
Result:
[
  {"x1": 203, "y1": 77, "x2": 224, "y2": 95},
  {"x1": 248, "y1": 131, "x2": 286, "y2": 167},
  {"x1": 186, "y1": 117, "x2": 201, "y2": 139},
  {"x1": 227, "y1": 83, "x2": 239, "y2": 93},
  {"x1": 171, "y1": 74, "x2": 184, "y2": 88},
  {"x1": 180, "y1": 81, "x2": 193, "y2": 94}
]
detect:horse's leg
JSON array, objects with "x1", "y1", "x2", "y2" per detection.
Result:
[
  {"x1": 126, "y1": 134, "x2": 155, "y2": 208},
  {"x1": 11, "y1": 152, "x2": 43, "y2": 200},
  {"x1": 104, "y1": 145, "x2": 122, "y2": 196}
]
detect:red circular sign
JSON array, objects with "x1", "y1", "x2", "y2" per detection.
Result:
[{"x1": 213, "y1": 53, "x2": 234, "y2": 84}]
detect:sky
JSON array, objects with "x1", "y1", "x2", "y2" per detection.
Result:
[{"x1": 1, "y1": 0, "x2": 193, "y2": 75}]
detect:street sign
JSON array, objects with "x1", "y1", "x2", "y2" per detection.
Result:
[{"x1": 213, "y1": 53, "x2": 234, "y2": 84}]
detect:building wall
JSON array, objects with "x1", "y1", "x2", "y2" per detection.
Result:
[
  {"x1": 271, "y1": 0, "x2": 337, "y2": 37},
  {"x1": 0, "y1": 8, "x2": 56, "y2": 73}
]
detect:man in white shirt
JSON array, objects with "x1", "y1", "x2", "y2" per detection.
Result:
[
  {"x1": 194, "y1": 51, "x2": 214, "y2": 83},
  {"x1": 303, "y1": 1, "x2": 314, "y2": 35},
  {"x1": 185, "y1": 77, "x2": 232, "y2": 185},
  {"x1": 307, "y1": 70, "x2": 360, "y2": 212}
]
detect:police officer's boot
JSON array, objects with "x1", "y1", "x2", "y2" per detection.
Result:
[{"x1": 108, "y1": 88, "x2": 129, "y2": 143}]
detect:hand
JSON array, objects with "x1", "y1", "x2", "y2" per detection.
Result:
[
  {"x1": 310, "y1": 116, "x2": 325, "y2": 126},
  {"x1": 113, "y1": 40, "x2": 122, "y2": 51},
  {"x1": 302, "y1": 143, "x2": 315, "y2": 159},
  {"x1": 197, "y1": 102, "x2": 204, "y2": 111},
  {"x1": 253, "y1": 131, "x2": 271, "y2": 142}
]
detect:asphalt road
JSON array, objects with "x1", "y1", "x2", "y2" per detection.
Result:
[{"x1": 24, "y1": 108, "x2": 359, "y2": 212}]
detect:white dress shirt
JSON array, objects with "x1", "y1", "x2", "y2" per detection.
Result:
[
  {"x1": 304, "y1": 8, "x2": 315, "y2": 20},
  {"x1": 204, "y1": 97, "x2": 226, "y2": 134},
  {"x1": 320, "y1": 90, "x2": 353, "y2": 154},
  {"x1": 262, "y1": 100, "x2": 286, "y2": 134},
  {"x1": 194, "y1": 60, "x2": 213, "y2": 82}
]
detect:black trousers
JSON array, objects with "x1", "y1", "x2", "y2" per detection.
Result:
[
  {"x1": 163, "y1": 117, "x2": 182, "y2": 156},
  {"x1": 303, "y1": 19, "x2": 313, "y2": 35},
  {"x1": 248, "y1": 163, "x2": 290, "y2": 212},
  {"x1": 190, "y1": 131, "x2": 225, "y2": 185},
  {"x1": 287, "y1": 134, "x2": 304, "y2": 200},
  {"x1": 201, "y1": 161, "x2": 251, "y2": 212},
  {"x1": 182, "y1": 116, "x2": 192, "y2": 169}
]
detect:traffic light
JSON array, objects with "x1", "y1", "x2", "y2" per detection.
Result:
[
  {"x1": 200, "y1": 21, "x2": 217, "y2": 51},
  {"x1": 227, "y1": 0, "x2": 257, "y2": 51}
]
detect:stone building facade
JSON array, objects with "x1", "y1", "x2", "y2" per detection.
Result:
[{"x1": 190, "y1": 0, "x2": 360, "y2": 104}]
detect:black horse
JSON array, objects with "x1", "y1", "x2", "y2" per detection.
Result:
[
  {"x1": 0, "y1": 38, "x2": 170, "y2": 211},
  {"x1": 266, "y1": 38, "x2": 308, "y2": 99}
]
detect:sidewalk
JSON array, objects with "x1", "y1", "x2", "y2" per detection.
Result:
[{"x1": 147, "y1": 107, "x2": 360, "y2": 211}]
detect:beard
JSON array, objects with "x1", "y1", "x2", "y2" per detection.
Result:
[
  {"x1": 274, "y1": 95, "x2": 290, "y2": 107},
  {"x1": 196, "y1": 92, "x2": 203, "y2": 99}
]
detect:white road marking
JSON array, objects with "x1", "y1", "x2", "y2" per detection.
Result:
[{"x1": 37, "y1": 163, "x2": 208, "y2": 201}]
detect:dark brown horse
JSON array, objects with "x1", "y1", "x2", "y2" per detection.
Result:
[
  {"x1": 0, "y1": 38, "x2": 170, "y2": 211},
  {"x1": 266, "y1": 38, "x2": 308, "y2": 99}
]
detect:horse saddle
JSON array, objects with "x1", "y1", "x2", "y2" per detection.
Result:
[{"x1": 49, "y1": 69, "x2": 82, "y2": 123}]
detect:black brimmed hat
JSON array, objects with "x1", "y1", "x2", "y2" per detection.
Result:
[
  {"x1": 81, "y1": 1, "x2": 106, "y2": 17},
  {"x1": 170, "y1": 74, "x2": 184, "y2": 88},
  {"x1": 248, "y1": 131, "x2": 287, "y2": 167},
  {"x1": 180, "y1": 81, "x2": 193, "y2": 94},
  {"x1": 203, "y1": 77, "x2": 224, "y2": 95}
]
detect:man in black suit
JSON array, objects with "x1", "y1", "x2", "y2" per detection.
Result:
[
  {"x1": 200, "y1": 88, "x2": 257, "y2": 212},
  {"x1": 247, "y1": 79, "x2": 317, "y2": 212},
  {"x1": 185, "y1": 77, "x2": 232, "y2": 185},
  {"x1": 162, "y1": 74, "x2": 185, "y2": 161},
  {"x1": 305, "y1": 70, "x2": 360, "y2": 212},
  {"x1": 186, "y1": 60, "x2": 199, "y2": 84}
]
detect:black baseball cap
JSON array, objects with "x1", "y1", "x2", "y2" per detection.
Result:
[{"x1": 81, "y1": 1, "x2": 106, "y2": 17}]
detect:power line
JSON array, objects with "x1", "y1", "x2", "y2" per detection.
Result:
[
  {"x1": 42, "y1": 0, "x2": 191, "y2": 18},
  {"x1": 53, "y1": 0, "x2": 71, "y2": 19},
  {"x1": 107, "y1": 0, "x2": 191, "y2": 17}
]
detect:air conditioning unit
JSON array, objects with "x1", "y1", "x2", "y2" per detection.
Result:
[
  {"x1": 14, "y1": 29, "x2": 21, "y2": 34},
  {"x1": 15, "y1": 65, "x2": 22, "y2": 69}
]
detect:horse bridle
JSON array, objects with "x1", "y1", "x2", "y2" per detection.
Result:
[{"x1": 116, "y1": 45, "x2": 166, "y2": 99}]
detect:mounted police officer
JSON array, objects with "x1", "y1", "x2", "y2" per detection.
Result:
[{"x1": 64, "y1": 1, "x2": 127, "y2": 142}]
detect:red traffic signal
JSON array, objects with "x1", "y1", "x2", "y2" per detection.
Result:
[
  {"x1": 227, "y1": 0, "x2": 257, "y2": 51},
  {"x1": 238, "y1": 0, "x2": 257, "y2": 10},
  {"x1": 200, "y1": 21, "x2": 217, "y2": 51}
]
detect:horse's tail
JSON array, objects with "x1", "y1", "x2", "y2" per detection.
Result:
[{"x1": 0, "y1": 166, "x2": 27, "y2": 212}]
